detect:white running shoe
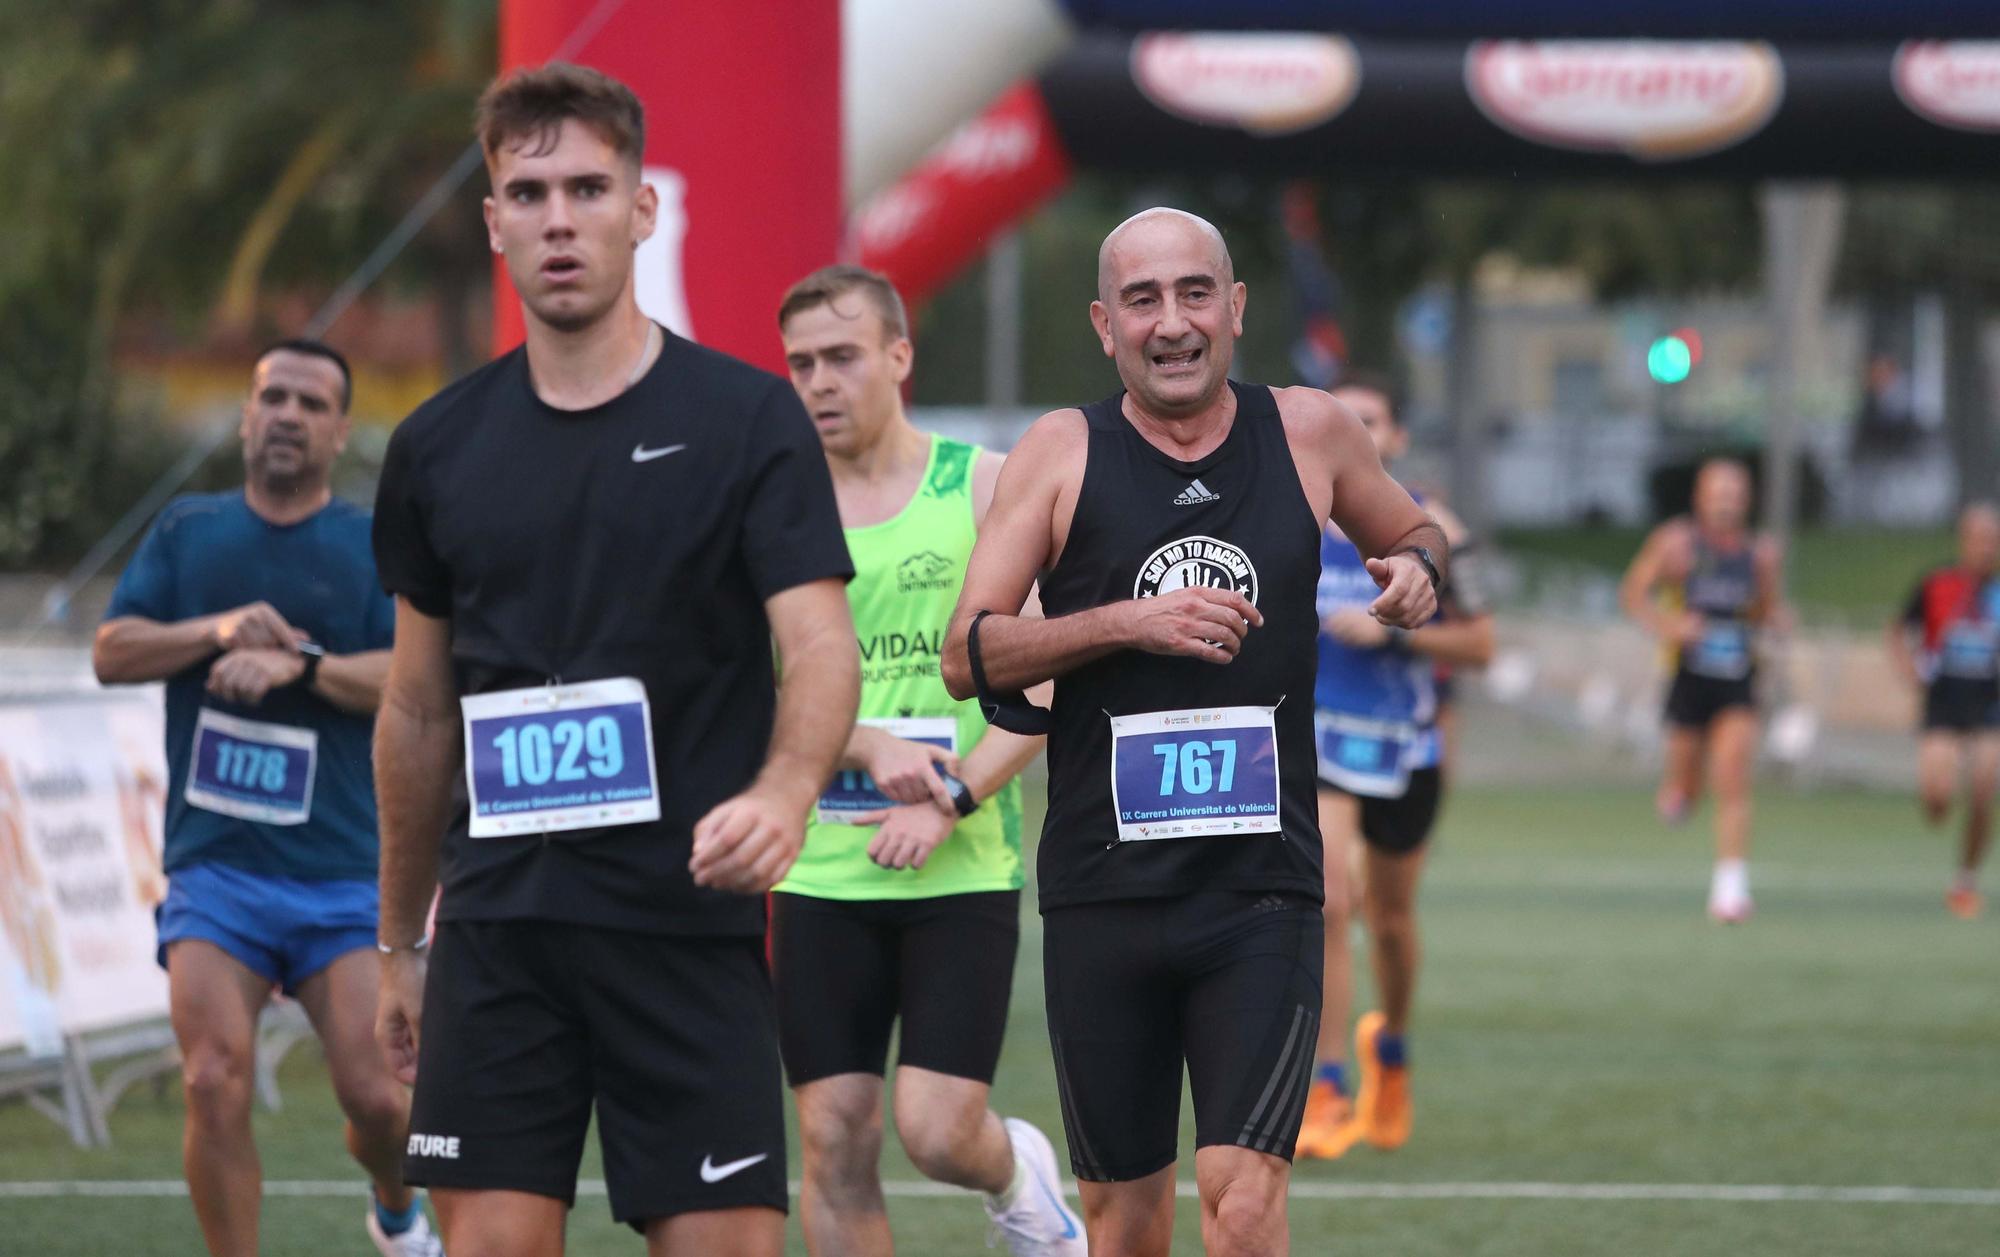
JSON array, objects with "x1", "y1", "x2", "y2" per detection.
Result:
[
  {"x1": 985, "y1": 1117, "x2": 1086, "y2": 1256},
  {"x1": 367, "y1": 1205, "x2": 444, "y2": 1257},
  {"x1": 1708, "y1": 860, "x2": 1753, "y2": 924}
]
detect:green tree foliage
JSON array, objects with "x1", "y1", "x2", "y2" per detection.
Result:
[{"x1": 0, "y1": 0, "x2": 492, "y2": 565}]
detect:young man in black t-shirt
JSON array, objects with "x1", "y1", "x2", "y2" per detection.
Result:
[
  {"x1": 370, "y1": 65, "x2": 857, "y2": 1256},
  {"x1": 940, "y1": 208, "x2": 1445, "y2": 1257}
]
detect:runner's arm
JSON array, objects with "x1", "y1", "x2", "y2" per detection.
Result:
[
  {"x1": 1751, "y1": 535, "x2": 1794, "y2": 634},
  {"x1": 955, "y1": 450, "x2": 1049, "y2": 793},
  {"x1": 753, "y1": 577, "x2": 861, "y2": 816},
  {"x1": 1620, "y1": 523, "x2": 1684, "y2": 640},
  {"x1": 1402, "y1": 618, "x2": 1494, "y2": 668},
  {"x1": 374, "y1": 598, "x2": 459, "y2": 951},
  {"x1": 309, "y1": 650, "x2": 391, "y2": 714},
  {"x1": 690, "y1": 578, "x2": 860, "y2": 893},
  {"x1": 93, "y1": 601, "x2": 304, "y2": 684},
  {"x1": 1886, "y1": 582, "x2": 1926, "y2": 688},
  {"x1": 1295, "y1": 389, "x2": 1446, "y2": 627}
]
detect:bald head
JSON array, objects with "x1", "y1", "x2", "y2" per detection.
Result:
[{"x1": 1097, "y1": 208, "x2": 1234, "y2": 304}]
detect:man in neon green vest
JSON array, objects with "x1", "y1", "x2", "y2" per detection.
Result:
[{"x1": 774, "y1": 265, "x2": 1082, "y2": 1257}]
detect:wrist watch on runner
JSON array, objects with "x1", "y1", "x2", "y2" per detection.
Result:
[
  {"x1": 938, "y1": 771, "x2": 979, "y2": 819},
  {"x1": 292, "y1": 641, "x2": 326, "y2": 691},
  {"x1": 1407, "y1": 546, "x2": 1440, "y2": 590}
]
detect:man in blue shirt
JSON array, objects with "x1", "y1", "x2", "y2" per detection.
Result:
[{"x1": 94, "y1": 340, "x2": 438, "y2": 1257}]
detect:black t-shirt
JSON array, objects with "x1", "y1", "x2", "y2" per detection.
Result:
[{"x1": 372, "y1": 330, "x2": 853, "y2": 936}]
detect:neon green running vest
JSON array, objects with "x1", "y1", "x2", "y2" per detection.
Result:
[{"x1": 778, "y1": 435, "x2": 1025, "y2": 900}]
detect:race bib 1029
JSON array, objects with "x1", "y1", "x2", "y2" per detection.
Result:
[{"x1": 461, "y1": 677, "x2": 659, "y2": 838}]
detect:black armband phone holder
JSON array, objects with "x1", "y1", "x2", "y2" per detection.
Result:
[{"x1": 968, "y1": 610, "x2": 1054, "y2": 736}]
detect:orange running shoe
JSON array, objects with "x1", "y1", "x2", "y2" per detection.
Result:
[
  {"x1": 1946, "y1": 885, "x2": 1983, "y2": 920},
  {"x1": 1294, "y1": 1079, "x2": 1359, "y2": 1160},
  {"x1": 1353, "y1": 1010, "x2": 1413, "y2": 1150}
]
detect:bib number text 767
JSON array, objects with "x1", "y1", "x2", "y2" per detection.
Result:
[{"x1": 1152, "y1": 738, "x2": 1238, "y2": 796}]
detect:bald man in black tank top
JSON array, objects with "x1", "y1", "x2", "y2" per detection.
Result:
[{"x1": 941, "y1": 209, "x2": 1446, "y2": 1257}]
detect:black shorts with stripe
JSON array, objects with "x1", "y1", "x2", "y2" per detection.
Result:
[{"x1": 1042, "y1": 890, "x2": 1323, "y2": 1182}]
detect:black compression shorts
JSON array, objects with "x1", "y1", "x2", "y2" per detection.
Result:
[
  {"x1": 1043, "y1": 890, "x2": 1322, "y2": 1181},
  {"x1": 1664, "y1": 668, "x2": 1757, "y2": 729},
  {"x1": 1923, "y1": 677, "x2": 2000, "y2": 732},
  {"x1": 770, "y1": 889, "x2": 1020, "y2": 1087},
  {"x1": 403, "y1": 920, "x2": 787, "y2": 1228},
  {"x1": 1321, "y1": 766, "x2": 1444, "y2": 855}
]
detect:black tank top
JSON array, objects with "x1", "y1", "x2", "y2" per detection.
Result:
[
  {"x1": 1678, "y1": 531, "x2": 1758, "y2": 680},
  {"x1": 1036, "y1": 381, "x2": 1324, "y2": 910}
]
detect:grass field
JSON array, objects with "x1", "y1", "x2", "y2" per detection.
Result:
[
  {"x1": 1500, "y1": 526, "x2": 1956, "y2": 627},
  {"x1": 3, "y1": 772, "x2": 1995, "y2": 1255}
]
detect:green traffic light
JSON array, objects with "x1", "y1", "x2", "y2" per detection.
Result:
[{"x1": 1648, "y1": 335, "x2": 1693, "y2": 385}]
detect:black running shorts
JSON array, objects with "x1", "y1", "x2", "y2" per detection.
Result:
[
  {"x1": 403, "y1": 920, "x2": 787, "y2": 1228},
  {"x1": 1043, "y1": 890, "x2": 1323, "y2": 1182},
  {"x1": 1664, "y1": 668, "x2": 1757, "y2": 729},
  {"x1": 770, "y1": 889, "x2": 1020, "y2": 1087},
  {"x1": 1923, "y1": 677, "x2": 2000, "y2": 732},
  {"x1": 1320, "y1": 766, "x2": 1444, "y2": 855}
]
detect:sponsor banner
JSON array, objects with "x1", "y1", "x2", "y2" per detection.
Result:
[
  {"x1": 1037, "y1": 34, "x2": 2000, "y2": 178},
  {"x1": 1895, "y1": 41, "x2": 2000, "y2": 133},
  {"x1": 1131, "y1": 32, "x2": 1360, "y2": 135},
  {"x1": 495, "y1": 0, "x2": 841, "y2": 372},
  {"x1": 1056, "y1": 1, "x2": 2000, "y2": 40},
  {"x1": 1466, "y1": 42, "x2": 1784, "y2": 160},
  {"x1": 0, "y1": 694, "x2": 169, "y2": 1054},
  {"x1": 854, "y1": 81, "x2": 1074, "y2": 307}
]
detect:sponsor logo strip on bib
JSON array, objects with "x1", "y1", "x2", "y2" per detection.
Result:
[
  {"x1": 816, "y1": 716, "x2": 957, "y2": 824},
  {"x1": 1109, "y1": 705, "x2": 1281, "y2": 842},
  {"x1": 461, "y1": 677, "x2": 660, "y2": 838},
  {"x1": 185, "y1": 708, "x2": 318, "y2": 826}
]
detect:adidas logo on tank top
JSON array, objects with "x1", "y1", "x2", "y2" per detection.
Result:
[{"x1": 1174, "y1": 477, "x2": 1221, "y2": 505}]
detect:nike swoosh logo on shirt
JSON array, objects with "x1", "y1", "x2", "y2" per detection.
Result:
[
  {"x1": 632, "y1": 443, "x2": 688, "y2": 463},
  {"x1": 699, "y1": 1152, "x2": 769, "y2": 1183}
]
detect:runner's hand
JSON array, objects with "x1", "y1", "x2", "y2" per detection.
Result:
[
  {"x1": 206, "y1": 648, "x2": 305, "y2": 706},
  {"x1": 1124, "y1": 587, "x2": 1263, "y2": 663},
  {"x1": 1669, "y1": 611, "x2": 1707, "y2": 645},
  {"x1": 1324, "y1": 607, "x2": 1390, "y2": 648},
  {"x1": 865, "y1": 803, "x2": 956, "y2": 871},
  {"x1": 1365, "y1": 555, "x2": 1437, "y2": 629},
  {"x1": 210, "y1": 601, "x2": 306, "y2": 653},
  {"x1": 691, "y1": 786, "x2": 807, "y2": 893},
  {"x1": 862, "y1": 733, "x2": 959, "y2": 812},
  {"x1": 376, "y1": 951, "x2": 426, "y2": 1086}
]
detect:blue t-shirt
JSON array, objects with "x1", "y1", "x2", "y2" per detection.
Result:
[
  {"x1": 104, "y1": 491, "x2": 393, "y2": 880},
  {"x1": 1313, "y1": 524, "x2": 1441, "y2": 771}
]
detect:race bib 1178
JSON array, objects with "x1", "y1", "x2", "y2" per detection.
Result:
[{"x1": 185, "y1": 708, "x2": 318, "y2": 826}]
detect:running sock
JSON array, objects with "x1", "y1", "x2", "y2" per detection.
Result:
[
  {"x1": 1951, "y1": 868, "x2": 1978, "y2": 893},
  {"x1": 986, "y1": 1140, "x2": 1027, "y2": 1211},
  {"x1": 1376, "y1": 1033, "x2": 1408, "y2": 1069},
  {"x1": 1315, "y1": 1060, "x2": 1349, "y2": 1096},
  {"x1": 374, "y1": 1191, "x2": 421, "y2": 1237},
  {"x1": 1714, "y1": 858, "x2": 1750, "y2": 898}
]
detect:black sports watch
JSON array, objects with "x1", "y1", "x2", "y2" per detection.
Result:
[
  {"x1": 938, "y1": 771, "x2": 979, "y2": 819},
  {"x1": 1406, "y1": 546, "x2": 1441, "y2": 590},
  {"x1": 292, "y1": 641, "x2": 326, "y2": 692}
]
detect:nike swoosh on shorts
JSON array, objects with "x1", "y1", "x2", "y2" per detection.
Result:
[{"x1": 699, "y1": 1152, "x2": 769, "y2": 1183}]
